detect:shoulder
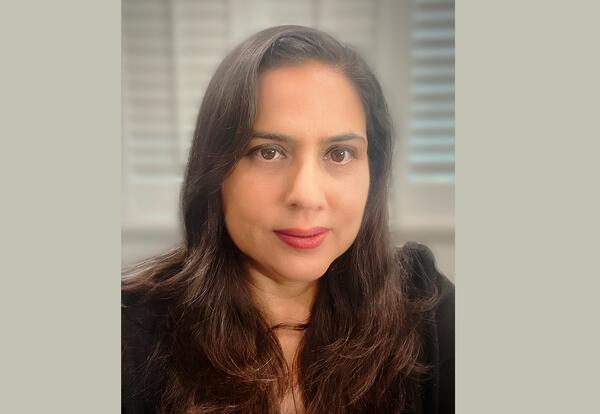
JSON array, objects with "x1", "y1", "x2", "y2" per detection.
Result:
[
  {"x1": 121, "y1": 288, "x2": 165, "y2": 412},
  {"x1": 397, "y1": 242, "x2": 454, "y2": 324},
  {"x1": 396, "y1": 240, "x2": 454, "y2": 341},
  {"x1": 122, "y1": 288, "x2": 165, "y2": 362},
  {"x1": 122, "y1": 288, "x2": 161, "y2": 335},
  {"x1": 396, "y1": 242, "x2": 455, "y2": 414},
  {"x1": 121, "y1": 286, "x2": 167, "y2": 367}
]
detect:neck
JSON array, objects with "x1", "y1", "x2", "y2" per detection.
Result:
[{"x1": 244, "y1": 264, "x2": 318, "y2": 329}]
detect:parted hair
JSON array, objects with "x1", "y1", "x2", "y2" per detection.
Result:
[{"x1": 122, "y1": 25, "x2": 438, "y2": 413}]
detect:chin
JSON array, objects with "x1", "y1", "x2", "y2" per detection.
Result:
[{"x1": 275, "y1": 257, "x2": 332, "y2": 282}]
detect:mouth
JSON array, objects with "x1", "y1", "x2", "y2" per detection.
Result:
[{"x1": 273, "y1": 227, "x2": 329, "y2": 249}]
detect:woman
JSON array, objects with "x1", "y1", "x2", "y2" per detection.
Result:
[{"x1": 122, "y1": 25, "x2": 454, "y2": 414}]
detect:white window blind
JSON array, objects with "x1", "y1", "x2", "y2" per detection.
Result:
[
  {"x1": 122, "y1": 0, "x2": 181, "y2": 228},
  {"x1": 171, "y1": 0, "x2": 230, "y2": 164},
  {"x1": 390, "y1": 0, "x2": 454, "y2": 232},
  {"x1": 408, "y1": 0, "x2": 455, "y2": 184}
]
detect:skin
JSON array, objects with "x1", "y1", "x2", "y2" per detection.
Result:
[{"x1": 221, "y1": 61, "x2": 370, "y2": 398}]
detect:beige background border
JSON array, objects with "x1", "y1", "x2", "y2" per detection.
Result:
[
  {"x1": 1, "y1": 1, "x2": 599, "y2": 412},
  {"x1": 456, "y1": 1, "x2": 600, "y2": 412},
  {"x1": 0, "y1": 1, "x2": 121, "y2": 413}
]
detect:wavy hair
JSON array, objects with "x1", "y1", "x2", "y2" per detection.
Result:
[{"x1": 123, "y1": 25, "x2": 438, "y2": 413}]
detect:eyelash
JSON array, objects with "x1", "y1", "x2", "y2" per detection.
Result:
[{"x1": 247, "y1": 145, "x2": 357, "y2": 165}]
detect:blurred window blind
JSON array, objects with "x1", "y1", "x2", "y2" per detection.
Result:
[
  {"x1": 408, "y1": 0, "x2": 455, "y2": 184},
  {"x1": 122, "y1": 0, "x2": 454, "y2": 230},
  {"x1": 391, "y1": 0, "x2": 454, "y2": 231},
  {"x1": 122, "y1": 0, "x2": 181, "y2": 227},
  {"x1": 171, "y1": 0, "x2": 230, "y2": 164}
]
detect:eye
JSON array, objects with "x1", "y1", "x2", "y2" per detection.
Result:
[
  {"x1": 248, "y1": 145, "x2": 286, "y2": 162},
  {"x1": 324, "y1": 146, "x2": 355, "y2": 165}
]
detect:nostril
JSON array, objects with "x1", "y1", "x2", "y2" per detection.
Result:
[{"x1": 286, "y1": 183, "x2": 325, "y2": 210}]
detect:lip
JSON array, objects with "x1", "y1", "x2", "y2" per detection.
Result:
[{"x1": 273, "y1": 227, "x2": 329, "y2": 249}]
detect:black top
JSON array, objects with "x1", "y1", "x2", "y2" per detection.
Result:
[{"x1": 122, "y1": 242, "x2": 455, "y2": 413}]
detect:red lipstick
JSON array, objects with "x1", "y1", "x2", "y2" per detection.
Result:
[{"x1": 273, "y1": 227, "x2": 329, "y2": 249}]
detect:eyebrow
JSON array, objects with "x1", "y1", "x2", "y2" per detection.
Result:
[{"x1": 251, "y1": 131, "x2": 368, "y2": 145}]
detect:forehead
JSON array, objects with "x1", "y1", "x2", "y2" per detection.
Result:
[{"x1": 254, "y1": 60, "x2": 367, "y2": 140}]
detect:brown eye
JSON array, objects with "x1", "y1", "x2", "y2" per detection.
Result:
[
  {"x1": 247, "y1": 145, "x2": 286, "y2": 161},
  {"x1": 330, "y1": 149, "x2": 347, "y2": 163},
  {"x1": 326, "y1": 147, "x2": 354, "y2": 165},
  {"x1": 260, "y1": 148, "x2": 278, "y2": 160}
]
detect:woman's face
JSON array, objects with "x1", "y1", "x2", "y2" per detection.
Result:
[{"x1": 222, "y1": 60, "x2": 370, "y2": 283}]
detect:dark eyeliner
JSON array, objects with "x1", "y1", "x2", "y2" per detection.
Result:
[
  {"x1": 246, "y1": 144, "x2": 287, "y2": 158},
  {"x1": 325, "y1": 145, "x2": 357, "y2": 160}
]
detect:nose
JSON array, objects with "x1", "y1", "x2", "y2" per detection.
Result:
[{"x1": 284, "y1": 156, "x2": 326, "y2": 211}]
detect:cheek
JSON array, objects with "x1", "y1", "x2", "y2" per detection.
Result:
[
  {"x1": 329, "y1": 166, "x2": 370, "y2": 229},
  {"x1": 223, "y1": 172, "x2": 281, "y2": 236}
]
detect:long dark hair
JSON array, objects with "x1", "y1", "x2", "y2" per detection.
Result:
[{"x1": 123, "y1": 25, "x2": 438, "y2": 413}]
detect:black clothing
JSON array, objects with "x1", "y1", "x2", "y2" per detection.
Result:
[{"x1": 122, "y1": 242, "x2": 455, "y2": 413}]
